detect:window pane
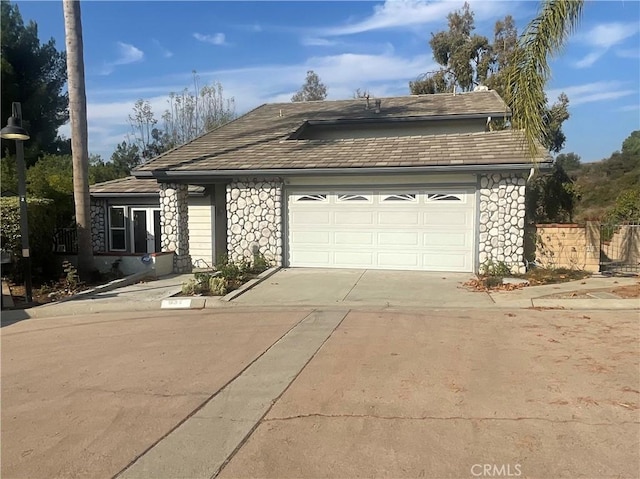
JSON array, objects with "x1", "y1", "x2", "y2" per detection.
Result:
[
  {"x1": 111, "y1": 230, "x2": 126, "y2": 250},
  {"x1": 110, "y1": 207, "x2": 125, "y2": 227}
]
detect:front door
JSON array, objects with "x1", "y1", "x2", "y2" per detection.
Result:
[{"x1": 132, "y1": 208, "x2": 161, "y2": 254}]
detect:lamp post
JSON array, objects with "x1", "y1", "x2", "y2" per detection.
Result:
[{"x1": 1, "y1": 102, "x2": 32, "y2": 303}]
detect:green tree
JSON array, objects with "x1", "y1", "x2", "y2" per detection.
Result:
[
  {"x1": 89, "y1": 154, "x2": 129, "y2": 184},
  {"x1": 555, "y1": 152, "x2": 581, "y2": 172},
  {"x1": 507, "y1": 0, "x2": 584, "y2": 159},
  {"x1": 409, "y1": 3, "x2": 571, "y2": 154},
  {"x1": 621, "y1": 130, "x2": 640, "y2": 157},
  {"x1": 110, "y1": 141, "x2": 141, "y2": 175},
  {"x1": 63, "y1": 0, "x2": 94, "y2": 279},
  {"x1": 291, "y1": 70, "x2": 328, "y2": 102},
  {"x1": 526, "y1": 160, "x2": 578, "y2": 223},
  {"x1": 1, "y1": 1, "x2": 69, "y2": 166},
  {"x1": 26, "y1": 153, "x2": 74, "y2": 224}
]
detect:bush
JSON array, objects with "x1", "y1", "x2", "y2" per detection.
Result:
[
  {"x1": 480, "y1": 259, "x2": 512, "y2": 278},
  {"x1": 0, "y1": 197, "x2": 57, "y2": 281}
]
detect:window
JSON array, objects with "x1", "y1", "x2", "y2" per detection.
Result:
[
  {"x1": 337, "y1": 194, "x2": 371, "y2": 203},
  {"x1": 109, "y1": 206, "x2": 126, "y2": 251},
  {"x1": 381, "y1": 193, "x2": 417, "y2": 202},
  {"x1": 295, "y1": 194, "x2": 327, "y2": 202},
  {"x1": 426, "y1": 193, "x2": 463, "y2": 202}
]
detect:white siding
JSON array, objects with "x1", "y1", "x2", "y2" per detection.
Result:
[{"x1": 188, "y1": 196, "x2": 214, "y2": 268}]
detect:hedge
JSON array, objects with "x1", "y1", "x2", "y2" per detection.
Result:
[{"x1": 0, "y1": 197, "x2": 58, "y2": 281}]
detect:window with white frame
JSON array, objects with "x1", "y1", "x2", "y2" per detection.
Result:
[{"x1": 109, "y1": 206, "x2": 126, "y2": 251}]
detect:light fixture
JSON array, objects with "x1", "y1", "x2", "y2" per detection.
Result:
[
  {"x1": 0, "y1": 115, "x2": 30, "y2": 141},
  {"x1": 1, "y1": 102, "x2": 32, "y2": 304}
]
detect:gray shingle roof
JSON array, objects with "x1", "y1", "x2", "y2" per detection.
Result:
[
  {"x1": 134, "y1": 91, "x2": 548, "y2": 175},
  {"x1": 90, "y1": 176, "x2": 204, "y2": 196}
]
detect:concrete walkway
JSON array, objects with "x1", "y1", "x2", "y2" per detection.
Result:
[
  {"x1": 117, "y1": 310, "x2": 347, "y2": 479},
  {"x1": 2, "y1": 270, "x2": 638, "y2": 324}
]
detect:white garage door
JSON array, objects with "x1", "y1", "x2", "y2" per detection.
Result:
[{"x1": 287, "y1": 189, "x2": 475, "y2": 272}]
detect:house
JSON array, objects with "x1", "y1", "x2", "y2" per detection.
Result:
[
  {"x1": 89, "y1": 177, "x2": 216, "y2": 269},
  {"x1": 92, "y1": 90, "x2": 551, "y2": 274}
]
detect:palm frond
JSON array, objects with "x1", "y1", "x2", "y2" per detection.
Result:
[{"x1": 507, "y1": 0, "x2": 584, "y2": 162}]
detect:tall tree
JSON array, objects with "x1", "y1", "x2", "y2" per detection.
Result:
[
  {"x1": 507, "y1": 0, "x2": 584, "y2": 159},
  {"x1": 410, "y1": 3, "x2": 572, "y2": 154},
  {"x1": 555, "y1": 152, "x2": 581, "y2": 172},
  {"x1": 127, "y1": 75, "x2": 236, "y2": 161},
  {"x1": 163, "y1": 73, "x2": 235, "y2": 147},
  {"x1": 1, "y1": 1, "x2": 69, "y2": 165},
  {"x1": 63, "y1": 0, "x2": 93, "y2": 279},
  {"x1": 291, "y1": 70, "x2": 327, "y2": 102},
  {"x1": 410, "y1": 3, "x2": 491, "y2": 94}
]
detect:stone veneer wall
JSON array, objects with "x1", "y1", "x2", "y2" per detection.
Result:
[
  {"x1": 90, "y1": 198, "x2": 106, "y2": 252},
  {"x1": 478, "y1": 173, "x2": 527, "y2": 274},
  {"x1": 159, "y1": 183, "x2": 191, "y2": 273},
  {"x1": 227, "y1": 178, "x2": 282, "y2": 266}
]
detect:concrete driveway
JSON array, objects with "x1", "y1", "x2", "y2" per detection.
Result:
[
  {"x1": 235, "y1": 268, "x2": 492, "y2": 308},
  {"x1": 2, "y1": 307, "x2": 638, "y2": 479}
]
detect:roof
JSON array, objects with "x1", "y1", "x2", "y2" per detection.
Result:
[
  {"x1": 90, "y1": 176, "x2": 205, "y2": 197},
  {"x1": 133, "y1": 91, "x2": 549, "y2": 176}
]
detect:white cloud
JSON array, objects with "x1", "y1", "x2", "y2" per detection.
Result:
[
  {"x1": 302, "y1": 37, "x2": 339, "y2": 47},
  {"x1": 548, "y1": 81, "x2": 636, "y2": 106},
  {"x1": 580, "y1": 22, "x2": 640, "y2": 49},
  {"x1": 315, "y1": 0, "x2": 513, "y2": 37},
  {"x1": 193, "y1": 32, "x2": 227, "y2": 45},
  {"x1": 152, "y1": 38, "x2": 173, "y2": 58},
  {"x1": 574, "y1": 51, "x2": 604, "y2": 69},
  {"x1": 100, "y1": 42, "x2": 144, "y2": 75},
  {"x1": 574, "y1": 22, "x2": 640, "y2": 68},
  {"x1": 616, "y1": 48, "x2": 640, "y2": 59},
  {"x1": 81, "y1": 51, "x2": 437, "y2": 157}
]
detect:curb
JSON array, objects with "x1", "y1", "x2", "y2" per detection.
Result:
[
  {"x1": 221, "y1": 266, "x2": 281, "y2": 302},
  {"x1": 40, "y1": 270, "x2": 153, "y2": 307},
  {"x1": 220, "y1": 266, "x2": 281, "y2": 301},
  {"x1": 158, "y1": 267, "x2": 281, "y2": 309}
]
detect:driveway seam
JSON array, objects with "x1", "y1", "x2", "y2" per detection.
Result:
[
  {"x1": 112, "y1": 309, "x2": 315, "y2": 479},
  {"x1": 341, "y1": 270, "x2": 367, "y2": 302},
  {"x1": 213, "y1": 309, "x2": 350, "y2": 479}
]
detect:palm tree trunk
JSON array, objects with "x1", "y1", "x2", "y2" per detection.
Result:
[{"x1": 63, "y1": 0, "x2": 94, "y2": 279}]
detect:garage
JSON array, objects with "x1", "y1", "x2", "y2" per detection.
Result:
[{"x1": 287, "y1": 188, "x2": 475, "y2": 272}]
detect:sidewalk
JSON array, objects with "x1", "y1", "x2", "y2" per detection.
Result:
[{"x1": 2, "y1": 272, "x2": 638, "y2": 324}]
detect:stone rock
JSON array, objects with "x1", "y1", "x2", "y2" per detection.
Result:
[
  {"x1": 230, "y1": 224, "x2": 241, "y2": 235},
  {"x1": 231, "y1": 188, "x2": 240, "y2": 200},
  {"x1": 237, "y1": 197, "x2": 246, "y2": 209}
]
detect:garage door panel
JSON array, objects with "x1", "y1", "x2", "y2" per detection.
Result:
[
  {"x1": 378, "y1": 211, "x2": 420, "y2": 226},
  {"x1": 423, "y1": 252, "x2": 469, "y2": 270},
  {"x1": 334, "y1": 211, "x2": 375, "y2": 225},
  {"x1": 377, "y1": 252, "x2": 421, "y2": 268},
  {"x1": 287, "y1": 187, "x2": 475, "y2": 272},
  {"x1": 335, "y1": 231, "x2": 374, "y2": 246},
  {"x1": 378, "y1": 231, "x2": 420, "y2": 246},
  {"x1": 291, "y1": 211, "x2": 331, "y2": 225},
  {"x1": 423, "y1": 211, "x2": 471, "y2": 226},
  {"x1": 291, "y1": 251, "x2": 331, "y2": 265},
  {"x1": 423, "y1": 232, "x2": 470, "y2": 247},
  {"x1": 334, "y1": 251, "x2": 374, "y2": 266},
  {"x1": 292, "y1": 231, "x2": 330, "y2": 244}
]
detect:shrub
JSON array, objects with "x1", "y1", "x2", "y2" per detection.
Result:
[
  {"x1": 209, "y1": 276, "x2": 228, "y2": 295},
  {"x1": 480, "y1": 259, "x2": 512, "y2": 278},
  {"x1": 0, "y1": 197, "x2": 57, "y2": 281}
]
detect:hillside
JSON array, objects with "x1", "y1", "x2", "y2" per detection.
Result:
[{"x1": 571, "y1": 131, "x2": 640, "y2": 222}]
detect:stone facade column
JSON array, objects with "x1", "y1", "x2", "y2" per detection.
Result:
[
  {"x1": 159, "y1": 183, "x2": 191, "y2": 273},
  {"x1": 90, "y1": 198, "x2": 106, "y2": 252},
  {"x1": 478, "y1": 173, "x2": 527, "y2": 274},
  {"x1": 226, "y1": 178, "x2": 283, "y2": 266}
]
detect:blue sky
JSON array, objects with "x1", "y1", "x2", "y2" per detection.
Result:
[{"x1": 15, "y1": 0, "x2": 640, "y2": 163}]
